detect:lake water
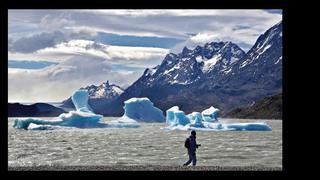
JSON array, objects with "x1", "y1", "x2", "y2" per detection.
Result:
[{"x1": 8, "y1": 118, "x2": 282, "y2": 167}]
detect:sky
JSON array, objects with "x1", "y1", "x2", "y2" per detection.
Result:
[{"x1": 8, "y1": 9, "x2": 282, "y2": 103}]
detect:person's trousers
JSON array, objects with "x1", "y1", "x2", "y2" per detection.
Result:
[{"x1": 184, "y1": 152, "x2": 197, "y2": 166}]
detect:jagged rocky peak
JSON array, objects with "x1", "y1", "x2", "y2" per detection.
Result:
[
  {"x1": 143, "y1": 65, "x2": 159, "y2": 77},
  {"x1": 79, "y1": 81, "x2": 124, "y2": 99},
  {"x1": 181, "y1": 46, "x2": 192, "y2": 58},
  {"x1": 238, "y1": 21, "x2": 282, "y2": 69}
]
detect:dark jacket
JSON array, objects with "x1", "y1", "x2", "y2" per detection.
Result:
[{"x1": 188, "y1": 135, "x2": 198, "y2": 153}]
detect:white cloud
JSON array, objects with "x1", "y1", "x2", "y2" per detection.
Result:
[
  {"x1": 39, "y1": 12, "x2": 75, "y2": 30},
  {"x1": 8, "y1": 40, "x2": 169, "y2": 102},
  {"x1": 8, "y1": 55, "x2": 142, "y2": 102},
  {"x1": 190, "y1": 33, "x2": 219, "y2": 44},
  {"x1": 31, "y1": 40, "x2": 169, "y2": 67},
  {"x1": 9, "y1": 39, "x2": 169, "y2": 66},
  {"x1": 9, "y1": 9, "x2": 281, "y2": 39},
  {"x1": 8, "y1": 9, "x2": 282, "y2": 102}
]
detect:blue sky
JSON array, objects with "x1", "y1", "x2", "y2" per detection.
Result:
[
  {"x1": 95, "y1": 32, "x2": 184, "y2": 48},
  {"x1": 8, "y1": 60, "x2": 58, "y2": 69},
  {"x1": 8, "y1": 10, "x2": 282, "y2": 102}
]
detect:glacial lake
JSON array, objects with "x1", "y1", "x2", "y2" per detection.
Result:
[{"x1": 8, "y1": 118, "x2": 282, "y2": 167}]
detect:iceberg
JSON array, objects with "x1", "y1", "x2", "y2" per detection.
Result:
[
  {"x1": 166, "y1": 106, "x2": 189, "y2": 126},
  {"x1": 173, "y1": 110, "x2": 190, "y2": 126},
  {"x1": 162, "y1": 106, "x2": 271, "y2": 131},
  {"x1": 27, "y1": 123, "x2": 62, "y2": 130},
  {"x1": 223, "y1": 123, "x2": 272, "y2": 131},
  {"x1": 189, "y1": 112, "x2": 205, "y2": 128},
  {"x1": 71, "y1": 89, "x2": 93, "y2": 113},
  {"x1": 201, "y1": 106, "x2": 219, "y2": 122},
  {"x1": 120, "y1": 97, "x2": 164, "y2": 122},
  {"x1": 13, "y1": 117, "x2": 62, "y2": 130},
  {"x1": 13, "y1": 90, "x2": 140, "y2": 130},
  {"x1": 166, "y1": 106, "x2": 179, "y2": 125}
]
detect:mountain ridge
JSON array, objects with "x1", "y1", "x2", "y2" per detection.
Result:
[{"x1": 61, "y1": 21, "x2": 283, "y2": 118}]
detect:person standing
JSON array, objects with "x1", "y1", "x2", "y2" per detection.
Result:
[{"x1": 183, "y1": 130, "x2": 201, "y2": 166}]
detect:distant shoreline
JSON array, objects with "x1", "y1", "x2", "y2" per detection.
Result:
[{"x1": 8, "y1": 165, "x2": 282, "y2": 171}]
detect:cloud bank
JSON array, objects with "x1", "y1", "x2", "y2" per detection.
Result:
[{"x1": 8, "y1": 9, "x2": 282, "y2": 102}]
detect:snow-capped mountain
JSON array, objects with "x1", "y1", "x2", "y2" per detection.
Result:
[
  {"x1": 80, "y1": 81, "x2": 124, "y2": 99},
  {"x1": 140, "y1": 41, "x2": 246, "y2": 86},
  {"x1": 100, "y1": 21, "x2": 283, "y2": 116},
  {"x1": 68, "y1": 21, "x2": 282, "y2": 116},
  {"x1": 101, "y1": 41, "x2": 249, "y2": 116},
  {"x1": 61, "y1": 81, "x2": 124, "y2": 110},
  {"x1": 216, "y1": 21, "x2": 282, "y2": 89}
]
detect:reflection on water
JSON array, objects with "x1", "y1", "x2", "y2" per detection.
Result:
[{"x1": 8, "y1": 118, "x2": 282, "y2": 167}]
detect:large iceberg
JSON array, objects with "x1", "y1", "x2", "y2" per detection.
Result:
[
  {"x1": 162, "y1": 106, "x2": 271, "y2": 131},
  {"x1": 13, "y1": 90, "x2": 140, "y2": 130},
  {"x1": 120, "y1": 97, "x2": 164, "y2": 122}
]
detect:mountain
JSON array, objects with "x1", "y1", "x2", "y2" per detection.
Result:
[
  {"x1": 196, "y1": 21, "x2": 283, "y2": 114},
  {"x1": 225, "y1": 93, "x2": 282, "y2": 119},
  {"x1": 8, "y1": 103, "x2": 66, "y2": 117},
  {"x1": 61, "y1": 81, "x2": 124, "y2": 110},
  {"x1": 74, "y1": 21, "x2": 283, "y2": 117},
  {"x1": 143, "y1": 41, "x2": 246, "y2": 86}
]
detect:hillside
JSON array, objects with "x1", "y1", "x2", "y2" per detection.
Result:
[{"x1": 225, "y1": 93, "x2": 282, "y2": 119}]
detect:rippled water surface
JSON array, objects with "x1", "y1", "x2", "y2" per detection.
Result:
[{"x1": 8, "y1": 118, "x2": 282, "y2": 167}]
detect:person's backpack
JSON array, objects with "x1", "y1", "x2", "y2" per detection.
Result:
[{"x1": 184, "y1": 138, "x2": 190, "y2": 148}]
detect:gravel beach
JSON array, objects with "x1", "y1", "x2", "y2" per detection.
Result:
[{"x1": 8, "y1": 165, "x2": 282, "y2": 171}]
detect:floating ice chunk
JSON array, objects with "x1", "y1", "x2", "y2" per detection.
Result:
[
  {"x1": 203, "y1": 122, "x2": 223, "y2": 129},
  {"x1": 165, "y1": 106, "x2": 189, "y2": 126},
  {"x1": 163, "y1": 121, "x2": 271, "y2": 131},
  {"x1": 12, "y1": 90, "x2": 103, "y2": 129},
  {"x1": 201, "y1": 106, "x2": 219, "y2": 122},
  {"x1": 223, "y1": 122, "x2": 272, "y2": 131},
  {"x1": 57, "y1": 111, "x2": 103, "y2": 128},
  {"x1": 186, "y1": 112, "x2": 196, "y2": 124},
  {"x1": 166, "y1": 106, "x2": 180, "y2": 125},
  {"x1": 188, "y1": 112, "x2": 205, "y2": 128},
  {"x1": 13, "y1": 109, "x2": 103, "y2": 130},
  {"x1": 121, "y1": 97, "x2": 164, "y2": 122},
  {"x1": 27, "y1": 123, "x2": 59, "y2": 130},
  {"x1": 174, "y1": 110, "x2": 190, "y2": 126},
  {"x1": 72, "y1": 89, "x2": 93, "y2": 113},
  {"x1": 13, "y1": 117, "x2": 62, "y2": 129},
  {"x1": 162, "y1": 106, "x2": 271, "y2": 131},
  {"x1": 13, "y1": 90, "x2": 138, "y2": 130},
  {"x1": 54, "y1": 89, "x2": 103, "y2": 127}
]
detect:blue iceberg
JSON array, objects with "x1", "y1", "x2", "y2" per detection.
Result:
[
  {"x1": 201, "y1": 106, "x2": 219, "y2": 122},
  {"x1": 188, "y1": 112, "x2": 205, "y2": 128},
  {"x1": 71, "y1": 89, "x2": 94, "y2": 113},
  {"x1": 223, "y1": 123, "x2": 272, "y2": 131},
  {"x1": 166, "y1": 106, "x2": 190, "y2": 126},
  {"x1": 121, "y1": 97, "x2": 164, "y2": 122},
  {"x1": 166, "y1": 106, "x2": 179, "y2": 126},
  {"x1": 13, "y1": 90, "x2": 140, "y2": 130},
  {"x1": 162, "y1": 106, "x2": 271, "y2": 131}
]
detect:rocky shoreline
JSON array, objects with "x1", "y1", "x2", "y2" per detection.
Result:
[{"x1": 8, "y1": 165, "x2": 282, "y2": 171}]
